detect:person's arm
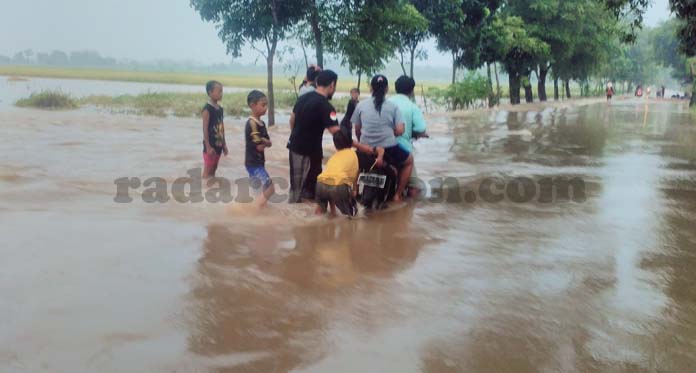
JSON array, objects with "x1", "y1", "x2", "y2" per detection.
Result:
[
  {"x1": 412, "y1": 106, "x2": 429, "y2": 139},
  {"x1": 221, "y1": 119, "x2": 229, "y2": 156},
  {"x1": 393, "y1": 106, "x2": 405, "y2": 136},
  {"x1": 323, "y1": 103, "x2": 340, "y2": 135},
  {"x1": 353, "y1": 142, "x2": 385, "y2": 167},
  {"x1": 394, "y1": 123, "x2": 405, "y2": 136},
  {"x1": 351, "y1": 104, "x2": 362, "y2": 141},
  {"x1": 249, "y1": 120, "x2": 269, "y2": 152},
  {"x1": 202, "y1": 109, "x2": 215, "y2": 155},
  {"x1": 374, "y1": 146, "x2": 385, "y2": 167},
  {"x1": 352, "y1": 141, "x2": 372, "y2": 154},
  {"x1": 289, "y1": 112, "x2": 296, "y2": 131},
  {"x1": 328, "y1": 125, "x2": 340, "y2": 135}
]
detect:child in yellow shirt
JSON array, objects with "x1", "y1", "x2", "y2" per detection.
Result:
[{"x1": 316, "y1": 128, "x2": 383, "y2": 217}]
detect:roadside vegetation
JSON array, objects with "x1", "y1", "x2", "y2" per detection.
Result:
[
  {"x1": 15, "y1": 91, "x2": 78, "y2": 110},
  {"x1": 14, "y1": 90, "x2": 351, "y2": 118}
]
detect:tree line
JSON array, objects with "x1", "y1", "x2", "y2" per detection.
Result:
[
  {"x1": 0, "y1": 50, "x2": 117, "y2": 67},
  {"x1": 191, "y1": 0, "x2": 696, "y2": 125}
]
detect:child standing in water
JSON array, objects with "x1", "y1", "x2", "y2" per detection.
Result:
[
  {"x1": 202, "y1": 80, "x2": 227, "y2": 178},
  {"x1": 315, "y1": 128, "x2": 384, "y2": 217},
  {"x1": 245, "y1": 90, "x2": 275, "y2": 208}
]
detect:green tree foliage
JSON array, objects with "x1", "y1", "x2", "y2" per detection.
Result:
[
  {"x1": 190, "y1": 0, "x2": 305, "y2": 125},
  {"x1": 331, "y1": 0, "x2": 427, "y2": 88},
  {"x1": 669, "y1": 0, "x2": 696, "y2": 106},
  {"x1": 601, "y1": 0, "x2": 650, "y2": 42},
  {"x1": 490, "y1": 16, "x2": 549, "y2": 104},
  {"x1": 504, "y1": 0, "x2": 614, "y2": 102},
  {"x1": 605, "y1": 0, "x2": 696, "y2": 105},
  {"x1": 396, "y1": 1, "x2": 430, "y2": 78},
  {"x1": 428, "y1": 0, "x2": 500, "y2": 85}
]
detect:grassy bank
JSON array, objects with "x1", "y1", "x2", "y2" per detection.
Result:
[
  {"x1": 78, "y1": 91, "x2": 350, "y2": 118},
  {"x1": 16, "y1": 91, "x2": 78, "y2": 110}
]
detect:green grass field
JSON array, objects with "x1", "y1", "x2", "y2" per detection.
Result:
[{"x1": 0, "y1": 65, "x2": 448, "y2": 93}]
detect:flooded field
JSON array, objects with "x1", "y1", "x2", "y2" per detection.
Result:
[{"x1": 1, "y1": 84, "x2": 695, "y2": 372}]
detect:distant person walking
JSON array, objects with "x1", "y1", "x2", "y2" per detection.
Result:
[
  {"x1": 298, "y1": 65, "x2": 322, "y2": 97},
  {"x1": 606, "y1": 81, "x2": 614, "y2": 100},
  {"x1": 340, "y1": 88, "x2": 360, "y2": 135}
]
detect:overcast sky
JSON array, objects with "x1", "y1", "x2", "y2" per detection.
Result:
[{"x1": 0, "y1": 0, "x2": 672, "y2": 67}]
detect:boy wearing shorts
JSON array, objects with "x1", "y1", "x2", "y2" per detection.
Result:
[
  {"x1": 245, "y1": 90, "x2": 274, "y2": 208},
  {"x1": 202, "y1": 80, "x2": 228, "y2": 178}
]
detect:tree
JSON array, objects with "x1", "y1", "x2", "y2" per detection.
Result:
[
  {"x1": 13, "y1": 49, "x2": 34, "y2": 64},
  {"x1": 601, "y1": 0, "x2": 650, "y2": 42},
  {"x1": 489, "y1": 15, "x2": 549, "y2": 104},
  {"x1": 331, "y1": 0, "x2": 425, "y2": 89},
  {"x1": 602, "y1": 0, "x2": 696, "y2": 105},
  {"x1": 396, "y1": 0, "x2": 430, "y2": 78},
  {"x1": 291, "y1": 0, "x2": 333, "y2": 68},
  {"x1": 429, "y1": 0, "x2": 498, "y2": 85},
  {"x1": 669, "y1": 0, "x2": 696, "y2": 106},
  {"x1": 505, "y1": 0, "x2": 617, "y2": 102},
  {"x1": 49, "y1": 50, "x2": 70, "y2": 66},
  {"x1": 190, "y1": 0, "x2": 305, "y2": 126}
]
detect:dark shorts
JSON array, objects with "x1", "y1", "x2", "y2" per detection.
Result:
[
  {"x1": 289, "y1": 150, "x2": 322, "y2": 203},
  {"x1": 316, "y1": 182, "x2": 357, "y2": 217},
  {"x1": 383, "y1": 143, "x2": 411, "y2": 168},
  {"x1": 246, "y1": 166, "x2": 272, "y2": 192}
]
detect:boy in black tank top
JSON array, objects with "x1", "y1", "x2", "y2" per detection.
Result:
[{"x1": 202, "y1": 80, "x2": 227, "y2": 178}]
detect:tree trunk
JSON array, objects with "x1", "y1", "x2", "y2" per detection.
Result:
[
  {"x1": 509, "y1": 73, "x2": 521, "y2": 105},
  {"x1": 266, "y1": 53, "x2": 275, "y2": 126},
  {"x1": 538, "y1": 65, "x2": 548, "y2": 102},
  {"x1": 691, "y1": 65, "x2": 696, "y2": 107},
  {"x1": 399, "y1": 53, "x2": 408, "y2": 76},
  {"x1": 451, "y1": 52, "x2": 457, "y2": 85},
  {"x1": 553, "y1": 77, "x2": 559, "y2": 101},
  {"x1": 564, "y1": 79, "x2": 571, "y2": 99},
  {"x1": 309, "y1": 2, "x2": 323, "y2": 68},
  {"x1": 523, "y1": 72, "x2": 533, "y2": 103},
  {"x1": 486, "y1": 62, "x2": 495, "y2": 108},
  {"x1": 357, "y1": 71, "x2": 362, "y2": 92},
  {"x1": 299, "y1": 37, "x2": 309, "y2": 69},
  {"x1": 494, "y1": 62, "x2": 501, "y2": 99},
  {"x1": 409, "y1": 47, "x2": 415, "y2": 78}
]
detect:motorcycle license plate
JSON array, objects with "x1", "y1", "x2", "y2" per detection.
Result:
[{"x1": 358, "y1": 173, "x2": 387, "y2": 189}]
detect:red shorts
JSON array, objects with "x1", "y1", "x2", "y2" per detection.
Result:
[{"x1": 203, "y1": 151, "x2": 221, "y2": 169}]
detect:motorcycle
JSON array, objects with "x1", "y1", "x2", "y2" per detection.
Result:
[{"x1": 356, "y1": 151, "x2": 398, "y2": 211}]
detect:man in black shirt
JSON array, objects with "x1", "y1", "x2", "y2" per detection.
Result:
[{"x1": 288, "y1": 70, "x2": 341, "y2": 203}]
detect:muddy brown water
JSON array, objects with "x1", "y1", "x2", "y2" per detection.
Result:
[{"x1": 1, "y1": 97, "x2": 695, "y2": 372}]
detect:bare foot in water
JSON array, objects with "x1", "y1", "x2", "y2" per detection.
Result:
[{"x1": 392, "y1": 195, "x2": 403, "y2": 203}]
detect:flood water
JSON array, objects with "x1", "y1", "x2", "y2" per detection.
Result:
[{"x1": 1, "y1": 92, "x2": 695, "y2": 372}]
